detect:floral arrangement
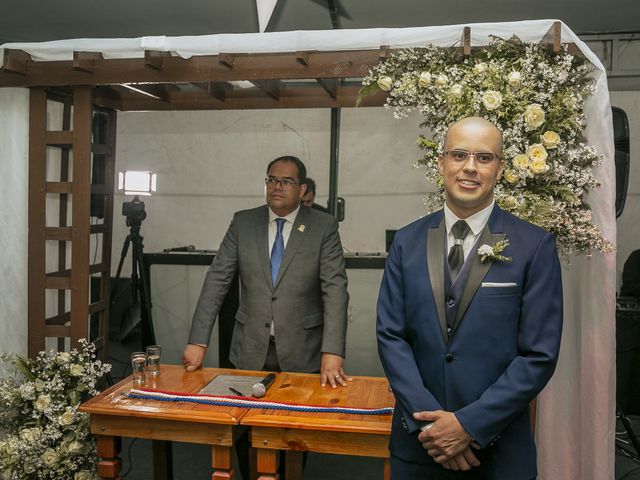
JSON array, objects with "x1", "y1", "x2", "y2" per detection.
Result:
[
  {"x1": 478, "y1": 239, "x2": 512, "y2": 263},
  {"x1": 359, "y1": 36, "x2": 614, "y2": 257},
  {"x1": 0, "y1": 340, "x2": 111, "y2": 480}
]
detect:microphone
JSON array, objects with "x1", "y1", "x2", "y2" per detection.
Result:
[{"x1": 251, "y1": 373, "x2": 276, "y2": 398}]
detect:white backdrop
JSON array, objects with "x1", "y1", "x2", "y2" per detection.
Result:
[{"x1": 0, "y1": 88, "x2": 29, "y2": 359}]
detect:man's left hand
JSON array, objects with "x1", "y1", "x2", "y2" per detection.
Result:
[
  {"x1": 320, "y1": 353, "x2": 352, "y2": 388},
  {"x1": 413, "y1": 410, "x2": 473, "y2": 463}
]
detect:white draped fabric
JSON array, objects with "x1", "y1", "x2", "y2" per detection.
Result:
[
  {"x1": 0, "y1": 88, "x2": 29, "y2": 358},
  {"x1": 0, "y1": 20, "x2": 615, "y2": 478}
]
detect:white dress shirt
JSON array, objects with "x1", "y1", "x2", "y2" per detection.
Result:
[
  {"x1": 268, "y1": 205, "x2": 300, "y2": 257},
  {"x1": 444, "y1": 201, "x2": 494, "y2": 261}
]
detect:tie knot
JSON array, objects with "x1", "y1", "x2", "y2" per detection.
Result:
[
  {"x1": 275, "y1": 218, "x2": 286, "y2": 232},
  {"x1": 452, "y1": 220, "x2": 470, "y2": 240}
]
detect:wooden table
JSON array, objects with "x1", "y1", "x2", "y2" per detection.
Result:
[
  {"x1": 80, "y1": 365, "x2": 261, "y2": 480},
  {"x1": 240, "y1": 372, "x2": 395, "y2": 480}
]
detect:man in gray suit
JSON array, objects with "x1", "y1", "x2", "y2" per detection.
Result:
[{"x1": 183, "y1": 155, "x2": 350, "y2": 387}]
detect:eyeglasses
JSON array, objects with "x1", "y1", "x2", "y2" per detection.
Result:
[
  {"x1": 444, "y1": 150, "x2": 500, "y2": 163},
  {"x1": 265, "y1": 176, "x2": 300, "y2": 190}
]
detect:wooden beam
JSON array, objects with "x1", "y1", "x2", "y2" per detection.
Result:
[
  {"x1": 190, "y1": 81, "x2": 233, "y2": 101},
  {"x1": 0, "y1": 50, "x2": 383, "y2": 87},
  {"x1": 73, "y1": 51, "x2": 103, "y2": 73},
  {"x1": 251, "y1": 80, "x2": 283, "y2": 100},
  {"x1": 145, "y1": 50, "x2": 171, "y2": 71},
  {"x1": 2, "y1": 49, "x2": 31, "y2": 75},
  {"x1": 46, "y1": 130, "x2": 73, "y2": 147},
  {"x1": 117, "y1": 85, "x2": 387, "y2": 110},
  {"x1": 28, "y1": 88, "x2": 47, "y2": 357},
  {"x1": 542, "y1": 21, "x2": 562, "y2": 53},
  {"x1": 296, "y1": 51, "x2": 310, "y2": 66},
  {"x1": 316, "y1": 78, "x2": 338, "y2": 99},
  {"x1": 378, "y1": 45, "x2": 390, "y2": 61},
  {"x1": 219, "y1": 53, "x2": 235, "y2": 69},
  {"x1": 458, "y1": 27, "x2": 471, "y2": 57},
  {"x1": 70, "y1": 86, "x2": 93, "y2": 347}
]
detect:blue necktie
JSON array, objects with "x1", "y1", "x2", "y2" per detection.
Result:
[{"x1": 270, "y1": 218, "x2": 286, "y2": 285}]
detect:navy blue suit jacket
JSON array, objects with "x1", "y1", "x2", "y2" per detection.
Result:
[{"x1": 376, "y1": 205, "x2": 563, "y2": 479}]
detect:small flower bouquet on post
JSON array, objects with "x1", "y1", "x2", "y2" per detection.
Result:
[{"x1": 0, "y1": 339, "x2": 111, "y2": 480}]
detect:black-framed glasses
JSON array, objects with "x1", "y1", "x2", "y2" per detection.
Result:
[
  {"x1": 265, "y1": 176, "x2": 300, "y2": 190},
  {"x1": 444, "y1": 150, "x2": 500, "y2": 163}
]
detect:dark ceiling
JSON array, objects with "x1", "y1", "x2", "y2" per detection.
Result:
[{"x1": 1, "y1": 0, "x2": 638, "y2": 45}]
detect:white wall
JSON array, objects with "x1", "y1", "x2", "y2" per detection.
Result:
[
  {"x1": 0, "y1": 88, "x2": 29, "y2": 357},
  {"x1": 113, "y1": 107, "x2": 432, "y2": 261},
  {"x1": 611, "y1": 92, "x2": 640, "y2": 288}
]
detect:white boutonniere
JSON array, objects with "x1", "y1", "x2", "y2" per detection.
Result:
[
  {"x1": 478, "y1": 239, "x2": 512, "y2": 263},
  {"x1": 298, "y1": 224, "x2": 305, "y2": 232}
]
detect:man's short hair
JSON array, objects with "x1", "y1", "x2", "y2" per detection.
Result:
[
  {"x1": 267, "y1": 156, "x2": 307, "y2": 184},
  {"x1": 305, "y1": 177, "x2": 317, "y2": 196}
]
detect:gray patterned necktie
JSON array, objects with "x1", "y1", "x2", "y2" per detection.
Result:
[{"x1": 448, "y1": 220, "x2": 471, "y2": 280}]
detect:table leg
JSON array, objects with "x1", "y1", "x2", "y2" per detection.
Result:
[
  {"x1": 256, "y1": 448, "x2": 279, "y2": 480},
  {"x1": 96, "y1": 435, "x2": 122, "y2": 479},
  {"x1": 152, "y1": 440, "x2": 173, "y2": 480},
  {"x1": 383, "y1": 457, "x2": 390, "y2": 480},
  {"x1": 284, "y1": 451, "x2": 303, "y2": 480},
  {"x1": 212, "y1": 445, "x2": 234, "y2": 480}
]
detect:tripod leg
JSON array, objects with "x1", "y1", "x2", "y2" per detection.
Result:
[
  {"x1": 110, "y1": 234, "x2": 132, "y2": 304},
  {"x1": 132, "y1": 233, "x2": 156, "y2": 348}
]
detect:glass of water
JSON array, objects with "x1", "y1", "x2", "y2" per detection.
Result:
[
  {"x1": 146, "y1": 345, "x2": 161, "y2": 377},
  {"x1": 130, "y1": 352, "x2": 147, "y2": 385}
]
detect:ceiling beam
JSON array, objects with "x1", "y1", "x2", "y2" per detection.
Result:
[
  {"x1": 116, "y1": 85, "x2": 387, "y2": 111},
  {"x1": 190, "y1": 81, "x2": 233, "y2": 101},
  {"x1": 145, "y1": 50, "x2": 171, "y2": 71},
  {"x1": 0, "y1": 50, "x2": 383, "y2": 87},
  {"x1": 2, "y1": 49, "x2": 31, "y2": 75},
  {"x1": 316, "y1": 78, "x2": 338, "y2": 99},
  {"x1": 251, "y1": 80, "x2": 283, "y2": 99},
  {"x1": 73, "y1": 52, "x2": 103, "y2": 74}
]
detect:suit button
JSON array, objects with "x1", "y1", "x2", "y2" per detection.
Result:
[
  {"x1": 271, "y1": 296, "x2": 276, "y2": 301},
  {"x1": 446, "y1": 297, "x2": 455, "y2": 307},
  {"x1": 444, "y1": 353, "x2": 455, "y2": 363}
]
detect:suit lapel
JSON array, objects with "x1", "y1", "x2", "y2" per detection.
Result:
[
  {"x1": 273, "y1": 206, "x2": 308, "y2": 288},
  {"x1": 255, "y1": 206, "x2": 273, "y2": 290},
  {"x1": 427, "y1": 217, "x2": 448, "y2": 342},
  {"x1": 452, "y1": 207, "x2": 506, "y2": 332}
]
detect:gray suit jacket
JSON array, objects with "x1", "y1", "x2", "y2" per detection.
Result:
[{"x1": 189, "y1": 204, "x2": 349, "y2": 372}]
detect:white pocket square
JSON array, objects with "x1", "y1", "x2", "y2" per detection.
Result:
[{"x1": 481, "y1": 282, "x2": 518, "y2": 288}]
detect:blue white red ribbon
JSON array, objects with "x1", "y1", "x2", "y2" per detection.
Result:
[{"x1": 126, "y1": 388, "x2": 393, "y2": 415}]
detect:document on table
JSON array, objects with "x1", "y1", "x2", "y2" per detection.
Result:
[{"x1": 199, "y1": 374, "x2": 266, "y2": 396}]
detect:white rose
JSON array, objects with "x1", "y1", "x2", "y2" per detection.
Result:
[
  {"x1": 68, "y1": 439, "x2": 86, "y2": 455},
  {"x1": 523, "y1": 104, "x2": 545, "y2": 129},
  {"x1": 504, "y1": 169, "x2": 520, "y2": 184},
  {"x1": 448, "y1": 84, "x2": 463, "y2": 98},
  {"x1": 418, "y1": 71, "x2": 432, "y2": 87},
  {"x1": 60, "y1": 409, "x2": 75, "y2": 426},
  {"x1": 74, "y1": 471, "x2": 93, "y2": 480},
  {"x1": 35, "y1": 394, "x2": 51, "y2": 411},
  {"x1": 42, "y1": 448, "x2": 57, "y2": 466},
  {"x1": 529, "y1": 158, "x2": 550, "y2": 175},
  {"x1": 481, "y1": 90, "x2": 503, "y2": 110},
  {"x1": 507, "y1": 71, "x2": 522, "y2": 87},
  {"x1": 502, "y1": 195, "x2": 518, "y2": 209},
  {"x1": 56, "y1": 352, "x2": 71, "y2": 364},
  {"x1": 512, "y1": 154, "x2": 530, "y2": 169},
  {"x1": 20, "y1": 428, "x2": 39, "y2": 443},
  {"x1": 527, "y1": 143, "x2": 549, "y2": 163},
  {"x1": 478, "y1": 245, "x2": 494, "y2": 256},
  {"x1": 540, "y1": 130, "x2": 561, "y2": 149},
  {"x1": 69, "y1": 364, "x2": 84, "y2": 376},
  {"x1": 473, "y1": 62, "x2": 488, "y2": 74},
  {"x1": 377, "y1": 76, "x2": 392, "y2": 91},
  {"x1": 435, "y1": 74, "x2": 448, "y2": 87}
]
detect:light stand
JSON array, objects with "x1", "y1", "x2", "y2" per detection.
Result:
[{"x1": 110, "y1": 196, "x2": 156, "y2": 349}]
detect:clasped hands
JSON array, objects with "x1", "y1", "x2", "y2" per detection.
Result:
[{"x1": 413, "y1": 410, "x2": 481, "y2": 472}]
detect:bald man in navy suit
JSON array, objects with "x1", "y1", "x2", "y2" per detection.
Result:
[{"x1": 377, "y1": 117, "x2": 563, "y2": 479}]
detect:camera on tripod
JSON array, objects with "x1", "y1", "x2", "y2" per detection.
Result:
[{"x1": 122, "y1": 197, "x2": 147, "y2": 225}]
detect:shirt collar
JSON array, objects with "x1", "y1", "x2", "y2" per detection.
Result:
[
  {"x1": 444, "y1": 200, "x2": 495, "y2": 236},
  {"x1": 269, "y1": 204, "x2": 300, "y2": 224}
]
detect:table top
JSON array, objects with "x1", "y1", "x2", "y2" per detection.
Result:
[
  {"x1": 240, "y1": 372, "x2": 395, "y2": 435},
  {"x1": 79, "y1": 365, "x2": 261, "y2": 425}
]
